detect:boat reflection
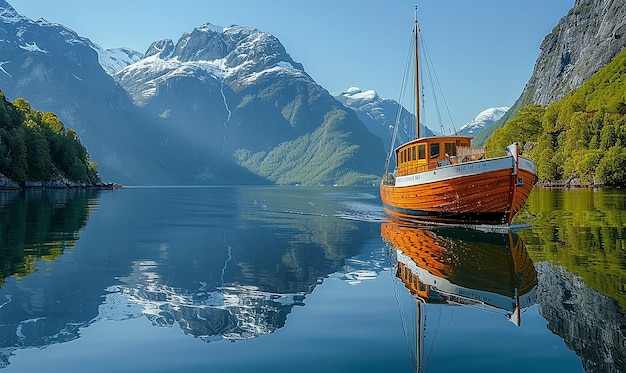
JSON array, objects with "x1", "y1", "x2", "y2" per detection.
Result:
[{"x1": 382, "y1": 221, "x2": 538, "y2": 326}]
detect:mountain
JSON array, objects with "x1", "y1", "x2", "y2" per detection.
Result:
[
  {"x1": 456, "y1": 107, "x2": 509, "y2": 137},
  {"x1": 476, "y1": 0, "x2": 626, "y2": 146},
  {"x1": 335, "y1": 87, "x2": 435, "y2": 152},
  {"x1": 0, "y1": 1, "x2": 385, "y2": 185},
  {"x1": 114, "y1": 24, "x2": 385, "y2": 185},
  {"x1": 0, "y1": 0, "x2": 198, "y2": 184}
]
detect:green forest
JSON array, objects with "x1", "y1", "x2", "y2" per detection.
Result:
[
  {"x1": 234, "y1": 108, "x2": 381, "y2": 185},
  {"x1": 486, "y1": 49, "x2": 626, "y2": 187},
  {"x1": 0, "y1": 91, "x2": 100, "y2": 186}
]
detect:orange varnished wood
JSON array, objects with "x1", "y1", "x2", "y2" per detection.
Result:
[
  {"x1": 381, "y1": 222, "x2": 538, "y2": 303},
  {"x1": 380, "y1": 163, "x2": 536, "y2": 225}
]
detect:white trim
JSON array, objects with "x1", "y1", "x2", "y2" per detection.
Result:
[
  {"x1": 395, "y1": 156, "x2": 514, "y2": 187},
  {"x1": 518, "y1": 157, "x2": 535, "y2": 174},
  {"x1": 396, "y1": 250, "x2": 536, "y2": 311}
]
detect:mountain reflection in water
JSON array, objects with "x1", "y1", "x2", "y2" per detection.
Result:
[
  {"x1": 0, "y1": 186, "x2": 384, "y2": 369},
  {"x1": 0, "y1": 187, "x2": 623, "y2": 372}
]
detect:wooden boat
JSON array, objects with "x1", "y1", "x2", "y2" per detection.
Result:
[{"x1": 380, "y1": 8, "x2": 536, "y2": 226}]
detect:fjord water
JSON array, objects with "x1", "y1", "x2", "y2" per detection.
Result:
[{"x1": 0, "y1": 187, "x2": 623, "y2": 372}]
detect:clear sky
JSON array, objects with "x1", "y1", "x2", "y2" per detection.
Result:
[{"x1": 8, "y1": 0, "x2": 575, "y2": 129}]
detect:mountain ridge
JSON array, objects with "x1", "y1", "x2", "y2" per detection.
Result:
[{"x1": 0, "y1": 1, "x2": 385, "y2": 185}]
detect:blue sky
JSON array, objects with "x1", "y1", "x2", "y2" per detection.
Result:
[{"x1": 9, "y1": 0, "x2": 574, "y2": 129}]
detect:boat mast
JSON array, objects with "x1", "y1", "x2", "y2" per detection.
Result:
[{"x1": 414, "y1": 6, "x2": 420, "y2": 139}]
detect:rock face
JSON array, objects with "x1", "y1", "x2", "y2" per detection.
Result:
[
  {"x1": 516, "y1": 0, "x2": 626, "y2": 107},
  {"x1": 475, "y1": 0, "x2": 626, "y2": 145}
]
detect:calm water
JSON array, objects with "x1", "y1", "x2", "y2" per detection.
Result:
[{"x1": 0, "y1": 186, "x2": 623, "y2": 372}]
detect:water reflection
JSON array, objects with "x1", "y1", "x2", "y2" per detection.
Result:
[
  {"x1": 0, "y1": 189, "x2": 100, "y2": 367},
  {"x1": 520, "y1": 188, "x2": 626, "y2": 372},
  {"x1": 0, "y1": 189, "x2": 99, "y2": 287},
  {"x1": 0, "y1": 187, "x2": 381, "y2": 369},
  {"x1": 382, "y1": 221, "x2": 538, "y2": 325},
  {"x1": 100, "y1": 187, "x2": 377, "y2": 342},
  {"x1": 382, "y1": 222, "x2": 539, "y2": 372}
]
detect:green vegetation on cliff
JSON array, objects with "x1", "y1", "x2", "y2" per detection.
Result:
[
  {"x1": 234, "y1": 108, "x2": 382, "y2": 185},
  {"x1": 486, "y1": 50, "x2": 626, "y2": 186},
  {"x1": 0, "y1": 91, "x2": 99, "y2": 185}
]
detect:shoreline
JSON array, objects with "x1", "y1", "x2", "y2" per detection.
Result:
[{"x1": 0, "y1": 180, "x2": 122, "y2": 191}]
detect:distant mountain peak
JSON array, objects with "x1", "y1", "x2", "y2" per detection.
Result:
[
  {"x1": 145, "y1": 39, "x2": 175, "y2": 59},
  {"x1": 338, "y1": 87, "x2": 380, "y2": 105},
  {"x1": 115, "y1": 22, "x2": 308, "y2": 105},
  {"x1": 197, "y1": 22, "x2": 225, "y2": 34},
  {"x1": 457, "y1": 107, "x2": 509, "y2": 136}
]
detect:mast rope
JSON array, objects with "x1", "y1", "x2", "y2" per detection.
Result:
[{"x1": 384, "y1": 31, "x2": 416, "y2": 174}]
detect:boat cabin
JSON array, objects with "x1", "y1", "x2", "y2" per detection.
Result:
[{"x1": 395, "y1": 136, "x2": 485, "y2": 176}]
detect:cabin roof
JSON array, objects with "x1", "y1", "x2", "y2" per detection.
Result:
[{"x1": 394, "y1": 135, "x2": 473, "y2": 153}]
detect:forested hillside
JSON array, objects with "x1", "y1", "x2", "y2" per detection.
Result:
[
  {"x1": 486, "y1": 50, "x2": 626, "y2": 186},
  {"x1": 0, "y1": 91, "x2": 100, "y2": 186}
]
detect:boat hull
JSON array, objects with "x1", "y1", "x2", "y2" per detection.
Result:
[{"x1": 380, "y1": 155, "x2": 536, "y2": 226}]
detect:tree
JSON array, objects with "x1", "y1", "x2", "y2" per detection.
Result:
[{"x1": 596, "y1": 146, "x2": 626, "y2": 186}]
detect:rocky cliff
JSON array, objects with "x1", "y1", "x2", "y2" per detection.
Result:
[
  {"x1": 525, "y1": 0, "x2": 626, "y2": 106},
  {"x1": 477, "y1": 0, "x2": 626, "y2": 145}
]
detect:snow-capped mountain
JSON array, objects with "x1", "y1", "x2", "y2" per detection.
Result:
[
  {"x1": 115, "y1": 23, "x2": 308, "y2": 109},
  {"x1": 457, "y1": 107, "x2": 510, "y2": 137},
  {"x1": 0, "y1": 0, "x2": 158, "y2": 181},
  {"x1": 336, "y1": 87, "x2": 435, "y2": 152},
  {"x1": 113, "y1": 24, "x2": 384, "y2": 185},
  {"x1": 0, "y1": 0, "x2": 384, "y2": 185},
  {"x1": 96, "y1": 46, "x2": 143, "y2": 75}
]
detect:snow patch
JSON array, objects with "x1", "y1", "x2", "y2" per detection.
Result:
[
  {"x1": 276, "y1": 61, "x2": 295, "y2": 70},
  {"x1": 197, "y1": 23, "x2": 225, "y2": 34},
  {"x1": 19, "y1": 42, "x2": 47, "y2": 53},
  {"x1": 0, "y1": 62, "x2": 12, "y2": 77},
  {"x1": 97, "y1": 47, "x2": 143, "y2": 75},
  {"x1": 338, "y1": 87, "x2": 379, "y2": 106}
]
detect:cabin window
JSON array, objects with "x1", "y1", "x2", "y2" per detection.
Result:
[
  {"x1": 430, "y1": 143, "x2": 440, "y2": 158},
  {"x1": 418, "y1": 144, "x2": 426, "y2": 160},
  {"x1": 411, "y1": 146, "x2": 416, "y2": 161},
  {"x1": 445, "y1": 142, "x2": 456, "y2": 156}
]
